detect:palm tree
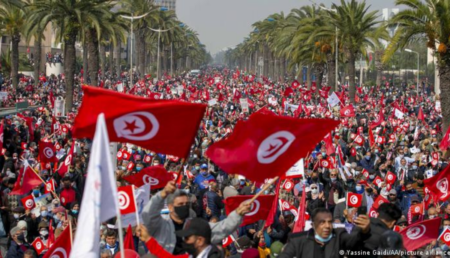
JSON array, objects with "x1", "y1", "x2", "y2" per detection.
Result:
[
  {"x1": 0, "y1": 1, "x2": 25, "y2": 90},
  {"x1": 26, "y1": 0, "x2": 118, "y2": 111},
  {"x1": 328, "y1": 0, "x2": 385, "y2": 103},
  {"x1": 383, "y1": 0, "x2": 450, "y2": 129}
]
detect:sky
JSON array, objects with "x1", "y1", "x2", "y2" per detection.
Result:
[{"x1": 176, "y1": 0, "x2": 398, "y2": 55}]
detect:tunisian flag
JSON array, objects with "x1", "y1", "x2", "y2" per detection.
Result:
[
  {"x1": 118, "y1": 186, "x2": 137, "y2": 215},
  {"x1": 43, "y1": 225, "x2": 72, "y2": 258},
  {"x1": 10, "y1": 162, "x2": 42, "y2": 195},
  {"x1": 123, "y1": 166, "x2": 172, "y2": 189},
  {"x1": 340, "y1": 105, "x2": 355, "y2": 117},
  {"x1": 73, "y1": 86, "x2": 206, "y2": 158},
  {"x1": 347, "y1": 192, "x2": 362, "y2": 208},
  {"x1": 400, "y1": 217, "x2": 441, "y2": 251},
  {"x1": 39, "y1": 141, "x2": 57, "y2": 163},
  {"x1": 224, "y1": 195, "x2": 275, "y2": 226},
  {"x1": 424, "y1": 165, "x2": 450, "y2": 201},
  {"x1": 206, "y1": 112, "x2": 340, "y2": 182},
  {"x1": 440, "y1": 125, "x2": 450, "y2": 151},
  {"x1": 57, "y1": 144, "x2": 74, "y2": 176}
]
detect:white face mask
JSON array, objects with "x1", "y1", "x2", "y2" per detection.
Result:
[{"x1": 311, "y1": 189, "x2": 319, "y2": 195}]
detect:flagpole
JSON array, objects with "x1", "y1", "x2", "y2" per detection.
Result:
[
  {"x1": 249, "y1": 176, "x2": 279, "y2": 204},
  {"x1": 116, "y1": 198, "x2": 126, "y2": 258},
  {"x1": 345, "y1": 191, "x2": 348, "y2": 211},
  {"x1": 132, "y1": 185, "x2": 140, "y2": 225}
]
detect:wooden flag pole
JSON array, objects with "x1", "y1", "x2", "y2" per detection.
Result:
[{"x1": 248, "y1": 176, "x2": 279, "y2": 204}]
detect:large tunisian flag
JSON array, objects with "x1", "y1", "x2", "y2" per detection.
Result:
[
  {"x1": 399, "y1": 217, "x2": 441, "y2": 251},
  {"x1": 206, "y1": 112, "x2": 339, "y2": 182},
  {"x1": 423, "y1": 165, "x2": 450, "y2": 201},
  {"x1": 73, "y1": 86, "x2": 206, "y2": 158}
]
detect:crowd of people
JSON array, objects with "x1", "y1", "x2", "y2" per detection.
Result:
[{"x1": 0, "y1": 65, "x2": 447, "y2": 258}]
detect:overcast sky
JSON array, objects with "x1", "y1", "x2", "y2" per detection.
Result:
[{"x1": 176, "y1": 0, "x2": 398, "y2": 55}]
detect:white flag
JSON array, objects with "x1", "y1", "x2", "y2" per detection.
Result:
[
  {"x1": 286, "y1": 159, "x2": 304, "y2": 178},
  {"x1": 394, "y1": 108, "x2": 404, "y2": 119},
  {"x1": 327, "y1": 92, "x2": 340, "y2": 107},
  {"x1": 70, "y1": 114, "x2": 119, "y2": 258},
  {"x1": 119, "y1": 184, "x2": 151, "y2": 227}
]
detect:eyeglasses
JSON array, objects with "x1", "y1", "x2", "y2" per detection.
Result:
[
  {"x1": 330, "y1": 174, "x2": 337, "y2": 177},
  {"x1": 311, "y1": 187, "x2": 318, "y2": 190}
]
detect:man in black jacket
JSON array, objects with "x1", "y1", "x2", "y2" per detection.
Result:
[{"x1": 279, "y1": 207, "x2": 371, "y2": 258}]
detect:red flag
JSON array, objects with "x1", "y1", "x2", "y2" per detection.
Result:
[
  {"x1": 283, "y1": 179, "x2": 294, "y2": 192},
  {"x1": 21, "y1": 195, "x2": 36, "y2": 210},
  {"x1": 369, "y1": 129, "x2": 375, "y2": 147},
  {"x1": 293, "y1": 185, "x2": 307, "y2": 233},
  {"x1": 372, "y1": 195, "x2": 389, "y2": 210},
  {"x1": 10, "y1": 163, "x2": 42, "y2": 195},
  {"x1": 44, "y1": 179, "x2": 56, "y2": 194},
  {"x1": 424, "y1": 165, "x2": 450, "y2": 201},
  {"x1": 47, "y1": 220, "x2": 55, "y2": 249},
  {"x1": 43, "y1": 225, "x2": 72, "y2": 258},
  {"x1": 124, "y1": 224, "x2": 135, "y2": 250},
  {"x1": 206, "y1": 112, "x2": 340, "y2": 182},
  {"x1": 39, "y1": 141, "x2": 57, "y2": 163},
  {"x1": 386, "y1": 171, "x2": 397, "y2": 185},
  {"x1": 410, "y1": 203, "x2": 423, "y2": 215},
  {"x1": 280, "y1": 199, "x2": 298, "y2": 218},
  {"x1": 323, "y1": 133, "x2": 335, "y2": 156},
  {"x1": 340, "y1": 105, "x2": 355, "y2": 117},
  {"x1": 0, "y1": 123, "x2": 3, "y2": 154},
  {"x1": 318, "y1": 89, "x2": 328, "y2": 99},
  {"x1": 31, "y1": 237, "x2": 46, "y2": 255},
  {"x1": 118, "y1": 185, "x2": 137, "y2": 215},
  {"x1": 439, "y1": 228, "x2": 450, "y2": 246},
  {"x1": 440, "y1": 125, "x2": 450, "y2": 151},
  {"x1": 57, "y1": 144, "x2": 74, "y2": 176},
  {"x1": 400, "y1": 217, "x2": 441, "y2": 251},
  {"x1": 353, "y1": 135, "x2": 364, "y2": 146},
  {"x1": 224, "y1": 195, "x2": 275, "y2": 226},
  {"x1": 347, "y1": 192, "x2": 362, "y2": 208},
  {"x1": 123, "y1": 166, "x2": 171, "y2": 189},
  {"x1": 370, "y1": 109, "x2": 384, "y2": 128},
  {"x1": 373, "y1": 176, "x2": 383, "y2": 187},
  {"x1": 17, "y1": 113, "x2": 34, "y2": 141},
  {"x1": 222, "y1": 234, "x2": 235, "y2": 248},
  {"x1": 73, "y1": 86, "x2": 206, "y2": 158},
  {"x1": 264, "y1": 180, "x2": 281, "y2": 228},
  {"x1": 418, "y1": 107, "x2": 425, "y2": 123},
  {"x1": 291, "y1": 80, "x2": 300, "y2": 88}
]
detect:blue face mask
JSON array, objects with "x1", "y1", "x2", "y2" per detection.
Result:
[
  {"x1": 365, "y1": 156, "x2": 371, "y2": 160},
  {"x1": 356, "y1": 186, "x2": 362, "y2": 191},
  {"x1": 195, "y1": 166, "x2": 200, "y2": 170},
  {"x1": 315, "y1": 233, "x2": 333, "y2": 243},
  {"x1": 136, "y1": 167, "x2": 142, "y2": 171},
  {"x1": 321, "y1": 152, "x2": 326, "y2": 157},
  {"x1": 53, "y1": 215, "x2": 59, "y2": 223},
  {"x1": 41, "y1": 211, "x2": 48, "y2": 217},
  {"x1": 33, "y1": 189, "x2": 40, "y2": 195},
  {"x1": 71, "y1": 210, "x2": 78, "y2": 215},
  {"x1": 412, "y1": 165, "x2": 418, "y2": 170},
  {"x1": 240, "y1": 181, "x2": 245, "y2": 186},
  {"x1": 330, "y1": 178, "x2": 336, "y2": 182},
  {"x1": 201, "y1": 171, "x2": 208, "y2": 176}
]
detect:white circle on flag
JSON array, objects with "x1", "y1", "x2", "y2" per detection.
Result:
[
  {"x1": 25, "y1": 199, "x2": 34, "y2": 209},
  {"x1": 437, "y1": 178, "x2": 449, "y2": 195},
  {"x1": 282, "y1": 201, "x2": 290, "y2": 210},
  {"x1": 285, "y1": 182, "x2": 292, "y2": 190},
  {"x1": 406, "y1": 225, "x2": 426, "y2": 240},
  {"x1": 49, "y1": 247, "x2": 68, "y2": 258},
  {"x1": 113, "y1": 111, "x2": 160, "y2": 141},
  {"x1": 43, "y1": 147, "x2": 54, "y2": 158},
  {"x1": 222, "y1": 237, "x2": 229, "y2": 246},
  {"x1": 143, "y1": 175, "x2": 159, "y2": 186},
  {"x1": 245, "y1": 200, "x2": 260, "y2": 217},
  {"x1": 118, "y1": 191, "x2": 130, "y2": 210},
  {"x1": 414, "y1": 206, "x2": 420, "y2": 213},
  {"x1": 369, "y1": 210, "x2": 377, "y2": 218},
  {"x1": 257, "y1": 131, "x2": 295, "y2": 164},
  {"x1": 36, "y1": 242, "x2": 42, "y2": 250},
  {"x1": 444, "y1": 232, "x2": 450, "y2": 242},
  {"x1": 46, "y1": 182, "x2": 52, "y2": 191},
  {"x1": 349, "y1": 195, "x2": 358, "y2": 205},
  {"x1": 64, "y1": 155, "x2": 72, "y2": 166}
]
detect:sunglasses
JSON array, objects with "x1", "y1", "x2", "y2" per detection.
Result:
[
  {"x1": 330, "y1": 174, "x2": 337, "y2": 177},
  {"x1": 311, "y1": 187, "x2": 318, "y2": 190}
]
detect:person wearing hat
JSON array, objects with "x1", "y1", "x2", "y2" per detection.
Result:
[
  {"x1": 10, "y1": 206, "x2": 25, "y2": 228},
  {"x1": 279, "y1": 207, "x2": 371, "y2": 258},
  {"x1": 175, "y1": 217, "x2": 223, "y2": 257},
  {"x1": 37, "y1": 220, "x2": 49, "y2": 253},
  {"x1": 193, "y1": 164, "x2": 215, "y2": 191},
  {"x1": 7, "y1": 226, "x2": 31, "y2": 257},
  {"x1": 142, "y1": 181, "x2": 251, "y2": 255}
]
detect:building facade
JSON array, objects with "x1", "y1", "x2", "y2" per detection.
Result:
[{"x1": 154, "y1": 0, "x2": 176, "y2": 12}]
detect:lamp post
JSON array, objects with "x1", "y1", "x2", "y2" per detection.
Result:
[
  {"x1": 149, "y1": 28, "x2": 171, "y2": 80},
  {"x1": 318, "y1": 5, "x2": 338, "y2": 91},
  {"x1": 405, "y1": 48, "x2": 419, "y2": 93},
  {"x1": 120, "y1": 13, "x2": 149, "y2": 85}
]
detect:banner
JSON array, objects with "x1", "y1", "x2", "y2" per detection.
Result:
[
  {"x1": 54, "y1": 97, "x2": 65, "y2": 117},
  {"x1": 286, "y1": 159, "x2": 304, "y2": 178},
  {"x1": 208, "y1": 99, "x2": 217, "y2": 106},
  {"x1": 240, "y1": 98, "x2": 249, "y2": 112},
  {"x1": 327, "y1": 92, "x2": 340, "y2": 107}
]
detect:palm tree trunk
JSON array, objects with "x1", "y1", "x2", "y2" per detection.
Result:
[
  {"x1": 34, "y1": 32, "x2": 42, "y2": 86},
  {"x1": 64, "y1": 32, "x2": 77, "y2": 112},
  {"x1": 136, "y1": 29, "x2": 146, "y2": 78},
  {"x1": 115, "y1": 41, "x2": 121, "y2": 76},
  {"x1": 327, "y1": 53, "x2": 336, "y2": 92},
  {"x1": 297, "y1": 65, "x2": 303, "y2": 84},
  {"x1": 375, "y1": 50, "x2": 383, "y2": 86},
  {"x1": 11, "y1": 34, "x2": 20, "y2": 90},
  {"x1": 87, "y1": 29, "x2": 99, "y2": 86},
  {"x1": 307, "y1": 65, "x2": 312, "y2": 89},
  {"x1": 99, "y1": 43, "x2": 106, "y2": 79},
  {"x1": 280, "y1": 58, "x2": 285, "y2": 82},
  {"x1": 439, "y1": 64, "x2": 450, "y2": 130},
  {"x1": 264, "y1": 45, "x2": 269, "y2": 77},
  {"x1": 109, "y1": 42, "x2": 114, "y2": 74},
  {"x1": 83, "y1": 42, "x2": 88, "y2": 83},
  {"x1": 348, "y1": 51, "x2": 357, "y2": 104},
  {"x1": 315, "y1": 64, "x2": 325, "y2": 92}
]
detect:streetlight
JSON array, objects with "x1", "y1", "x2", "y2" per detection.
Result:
[
  {"x1": 149, "y1": 28, "x2": 171, "y2": 80},
  {"x1": 405, "y1": 48, "x2": 419, "y2": 93},
  {"x1": 318, "y1": 5, "x2": 338, "y2": 91},
  {"x1": 120, "y1": 12, "x2": 150, "y2": 85}
]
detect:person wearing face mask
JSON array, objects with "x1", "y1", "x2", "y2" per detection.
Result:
[
  {"x1": 7, "y1": 226, "x2": 31, "y2": 257},
  {"x1": 319, "y1": 169, "x2": 344, "y2": 214},
  {"x1": 279, "y1": 208, "x2": 371, "y2": 258},
  {"x1": 58, "y1": 176, "x2": 81, "y2": 209},
  {"x1": 306, "y1": 183, "x2": 326, "y2": 214},
  {"x1": 104, "y1": 230, "x2": 120, "y2": 255},
  {"x1": 2, "y1": 151, "x2": 16, "y2": 174},
  {"x1": 193, "y1": 164, "x2": 215, "y2": 191},
  {"x1": 9, "y1": 206, "x2": 26, "y2": 228},
  {"x1": 202, "y1": 181, "x2": 224, "y2": 220},
  {"x1": 360, "y1": 151, "x2": 376, "y2": 171},
  {"x1": 37, "y1": 221, "x2": 49, "y2": 253},
  {"x1": 411, "y1": 173, "x2": 425, "y2": 197},
  {"x1": 142, "y1": 181, "x2": 252, "y2": 255},
  {"x1": 394, "y1": 148, "x2": 415, "y2": 172}
]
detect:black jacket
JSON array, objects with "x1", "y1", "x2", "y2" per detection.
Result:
[
  {"x1": 207, "y1": 244, "x2": 224, "y2": 258},
  {"x1": 279, "y1": 227, "x2": 370, "y2": 258}
]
